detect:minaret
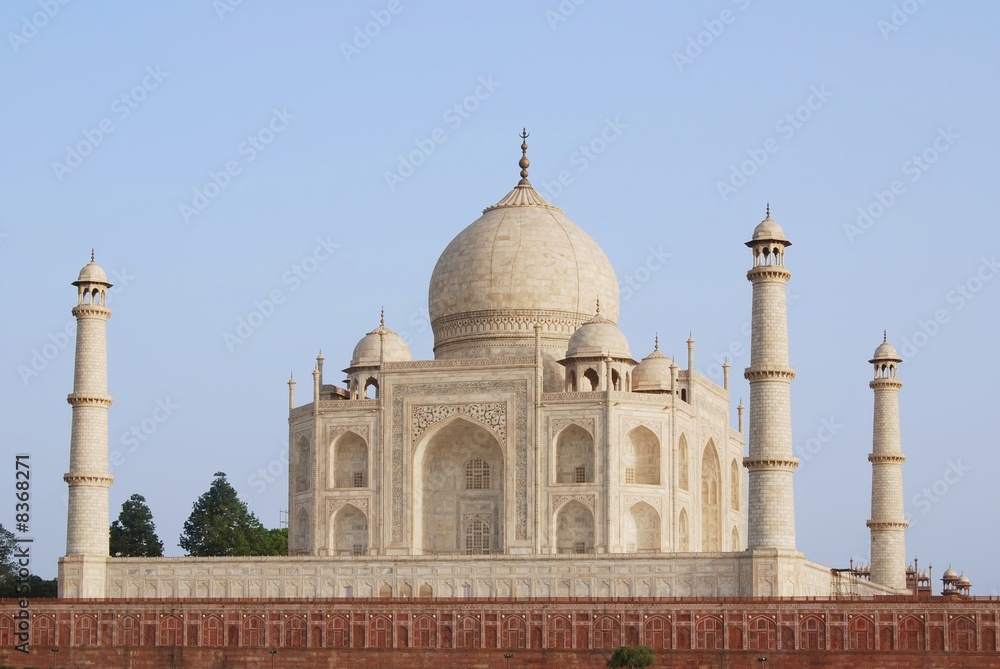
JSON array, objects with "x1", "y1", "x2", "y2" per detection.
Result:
[
  {"x1": 744, "y1": 205, "x2": 798, "y2": 550},
  {"x1": 867, "y1": 333, "x2": 907, "y2": 589},
  {"x1": 59, "y1": 252, "x2": 114, "y2": 597}
]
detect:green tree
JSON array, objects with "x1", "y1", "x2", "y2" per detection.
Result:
[
  {"x1": 180, "y1": 472, "x2": 285, "y2": 556},
  {"x1": 110, "y1": 493, "x2": 164, "y2": 557},
  {"x1": 607, "y1": 645, "x2": 654, "y2": 669},
  {"x1": 0, "y1": 524, "x2": 16, "y2": 578}
]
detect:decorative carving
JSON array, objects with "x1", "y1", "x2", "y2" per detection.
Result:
[
  {"x1": 392, "y1": 381, "x2": 529, "y2": 542},
  {"x1": 621, "y1": 418, "x2": 659, "y2": 437},
  {"x1": 328, "y1": 424, "x2": 370, "y2": 443},
  {"x1": 622, "y1": 494, "x2": 662, "y2": 514},
  {"x1": 550, "y1": 418, "x2": 594, "y2": 437},
  {"x1": 552, "y1": 494, "x2": 595, "y2": 512},
  {"x1": 411, "y1": 403, "x2": 506, "y2": 443},
  {"x1": 327, "y1": 498, "x2": 369, "y2": 516}
]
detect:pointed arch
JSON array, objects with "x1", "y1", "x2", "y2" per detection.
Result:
[
  {"x1": 730, "y1": 458, "x2": 740, "y2": 510},
  {"x1": 555, "y1": 424, "x2": 593, "y2": 484},
  {"x1": 701, "y1": 440, "x2": 722, "y2": 551},
  {"x1": 555, "y1": 500, "x2": 594, "y2": 554},
  {"x1": 202, "y1": 615, "x2": 224, "y2": 647},
  {"x1": 848, "y1": 616, "x2": 875, "y2": 650},
  {"x1": 624, "y1": 426, "x2": 660, "y2": 485},
  {"x1": 333, "y1": 431, "x2": 368, "y2": 489},
  {"x1": 898, "y1": 615, "x2": 923, "y2": 651},
  {"x1": 799, "y1": 615, "x2": 825, "y2": 650},
  {"x1": 678, "y1": 434, "x2": 689, "y2": 491},
  {"x1": 695, "y1": 615, "x2": 724, "y2": 650},
  {"x1": 583, "y1": 368, "x2": 599, "y2": 391},
  {"x1": 331, "y1": 503, "x2": 367, "y2": 556},
  {"x1": 748, "y1": 616, "x2": 777, "y2": 651},
  {"x1": 949, "y1": 616, "x2": 976, "y2": 651},
  {"x1": 294, "y1": 436, "x2": 310, "y2": 493},
  {"x1": 501, "y1": 615, "x2": 526, "y2": 648},
  {"x1": 643, "y1": 615, "x2": 672, "y2": 650},
  {"x1": 731, "y1": 526, "x2": 740, "y2": 551},
  {"x1": 75, "y1": 615, "x2": 98, "y2": 646},
  {"x1": 294, "y1": 507, "x2": 309, "y2": 551},
  {"x1": 678, "y1": 508, "x2": 689, "y2": 551},
  {"x1": 284, "y1": 615, "x2": 307, "y2": 647},
  {"x1": 414, "y1": 416, "x2": 504, "y2": 555},
  {"x1": 624, "y1": 501, "x2": 660, "y2": 552}
]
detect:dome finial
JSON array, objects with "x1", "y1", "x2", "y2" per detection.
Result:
[
  {"x1": 654, "y1": 333, "x2": 659, "y2": 351},
  {"x1": 518, "y1": 128, "x2": 531, "y2": 185},
  {"x1": 595, "y1": 297, "x2": 601, "y2": 315},
  {"x1": 380, "y1": 307, "x2": 385, "y2": 327},
  {"x1": 883, "y1": 329, "x2": 888, "y2": 344},
  {"x1": 91, "y1": 248, "x2": 95, "y2": 262},
  {"x1": 765, "y1": 202, "x2": 771, "y2": 219}
]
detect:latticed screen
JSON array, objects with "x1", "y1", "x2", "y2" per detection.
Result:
[
  {"x1": 352, "y1": 471, "x2": 364, "y2": 488},
  {"x1": 574, "y1": 541, "x2": 586, "y2": 554},
  {"x1": 625, "y1": 467, "x2": 635, "y2": 484},
  {"x1": 465, "y1": 458, "x2": 490, "y2": 489},
  {"x1": 574, "y1": 466, "x2": 587, "y2": 483},
  {"x1": 465, "y1": 520, "x2": 491, "y2": 554}
]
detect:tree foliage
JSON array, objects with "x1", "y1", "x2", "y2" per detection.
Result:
[
  {"x1": 110, "y1": 493, "x2": 164, "y2": 557},
  {"x1": 0, "y1": 523, "x2": 57, "y2": 597},
  {"x1": 179, "y1": 472, "x2": 285, "y2": 556},
  {"x1": 607, "y1": 645, "x2": 654, "y2": 669},
  {"x1": 0, "y1": 524, "x2": 16, "y2": 578}
]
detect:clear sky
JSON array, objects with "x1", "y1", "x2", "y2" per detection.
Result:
[{"x1": 1, "y1": 2, "x2": 997, "y2": 589}]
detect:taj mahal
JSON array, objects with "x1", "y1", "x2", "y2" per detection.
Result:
[{"x1": 58, "y1": 132, "x2": 918, "y2": 601}]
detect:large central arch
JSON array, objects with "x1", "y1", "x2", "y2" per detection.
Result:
[{"x1": 413, "y1": 417, "x2": 505, "y2": 555}]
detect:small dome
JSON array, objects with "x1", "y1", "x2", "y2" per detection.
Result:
[
  {"x1": 747, "y1": 206, "x2": 790, "y2": 245},
  {"x1": 631, "y1": 337, "x2": 676, "y2": 392},
  {"x1": 919, "y1": 572, "x2": 930, "y2": 581},
  {"x1": 942, "y1": 567, "x2": 959, "y2": 581},
  {"x1": 564, "y1": 308, "x2": 632, "y2": 360},
  {"x1": 957, "y1": 574, "x2": 971, "y2": 587},
  {"x1": 349, "y1": 315, "x2": 412, "y2": 367},
  {"x1": 74, "y1": 257, "x2": 110, "y2": 285},
  {"x1": 871, "y1": 334, "x2": 902, "y2": 362}
]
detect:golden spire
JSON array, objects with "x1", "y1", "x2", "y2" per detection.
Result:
[{"x1": 518, "y1": 128, "x2": 530, "y2": 185}]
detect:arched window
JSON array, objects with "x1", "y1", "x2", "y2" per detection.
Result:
[
  {"x1": 465, "y1": 457, "x2": 490, "y2": 489},
  {"x1": 678, "y1": 509, "x2": 689, "y2": 551},
  {"x1": 678, "y1": 435, "x2": 689, "y2": 491},
  {"x1": 464, "y1": 518, "x2": 491, "y2": 554},
  {"x1": 701, "y1": 441, "x2": 722, "y2": 551},
  {"x1": 583, "y1": 368, "x2": 599, "y2": 391},
  {"x1": 555, "y1": 425, "x2": 594, "y2": 484},
  {"x1": 730, "y1": 458, "x2": 740, "y2": 510}
]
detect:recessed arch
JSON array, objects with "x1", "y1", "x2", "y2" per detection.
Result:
[
  {"x1": 413, "y1": 416, "x2": 504, "y2": 555},
  {"x1": 294, "y1": 436, "x2": 310, "y2": 493},
  {"x1": 701, "y1": 440, "x2": 722, "y2": 551},
  {"x1": 730, "y1": 457, "x2": 740, "y2": 510},
  {"x1": 555, "y1": 423, "x2": 594, "y2": 484},
  {"x1": 678, "y1": 434, "x2": 689, "y2": 491},
  {"x1": 332, "y1": 431, "x2": 368, "y2": 489},
  {"x1": 583, "y1": 368, "x2": 599, "y2": 391},
  {"x1": 678, "y1": 508, "x2": 689, "y2": 551},
  {"x1": 555, "y1": 500, "x2": 593, "y2": 554},
  {"x1": 624, "y1": 501, "x2": 660, "y2": 552},
  {"x1": 624, "y1": 425, "x2": 660, "y2": 485},
  {"x1": 330, "y1": 504, "x2": 367, "y2": 556}
]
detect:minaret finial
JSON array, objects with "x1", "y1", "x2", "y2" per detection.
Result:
[
  {"x1": 654, "y1": 333, "x2": 659, "y2": 351},
  {"x1": 91, "y1": 248, "x2": 95, "y2": 262},
  {"x1": 766, "y1": 202, "x2": 771, "y2": 219},
  {"x1": 380, "y1": 307, "x2": 385, "y2": 327},
  {"x1": 883, "y1": 330, "x2": 888, "y2": 344},
  {"x1": 518, "y1": 128, "x2": 531, "y2": 184}
]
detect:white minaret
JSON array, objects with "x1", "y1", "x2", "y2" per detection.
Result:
[
  {"x1": 867, "y1": 333, "x2": 907, "y2": 590},
  {"x1": 744, "y1": 206, "x2": 798, "y2": 550},
  {"x1": 58, "y1": 253, "x2": 113, "y2": 597}
]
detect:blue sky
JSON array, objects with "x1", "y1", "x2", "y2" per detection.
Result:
[{"x1": 1, "y1": 2, "x2": 997, "y2": 589}]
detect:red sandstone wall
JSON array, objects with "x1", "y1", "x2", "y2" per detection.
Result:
[{"x1": 1, "y1": 596, "x2": 998, "y2": 668}]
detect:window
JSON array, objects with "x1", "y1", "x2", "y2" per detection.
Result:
[
  {"x1": 352, "y1": 471, "x2": 365, "y2": 488},
  {"x1": 574, "y1": 541, "x2": 586, "y2": 554},
  {"x1": 462, "y1": 584, "x2": 473, "y2": 598},
  {"x1": 344, "y1": 585, "x2": 354, "y2": 597},
  {"x1": 465, "y1": 519, "x2": 491, "y2": 555},
  {"x1": 624, "y1": 467, "x2": 635, "y2": 484},
  {"x1": 574, "y1": 466, "x2": 587, "y2": 483},
  {"x1": 465, "y1": 458, "x2": 490, "y2": 489},
  {"x1": 625, "y1": 542, "x2": 636, "y2": 553}
]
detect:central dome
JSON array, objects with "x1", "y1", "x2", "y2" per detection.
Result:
[{"x1": 427, "y1": 136, "x2": 619, "y2": 389}]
